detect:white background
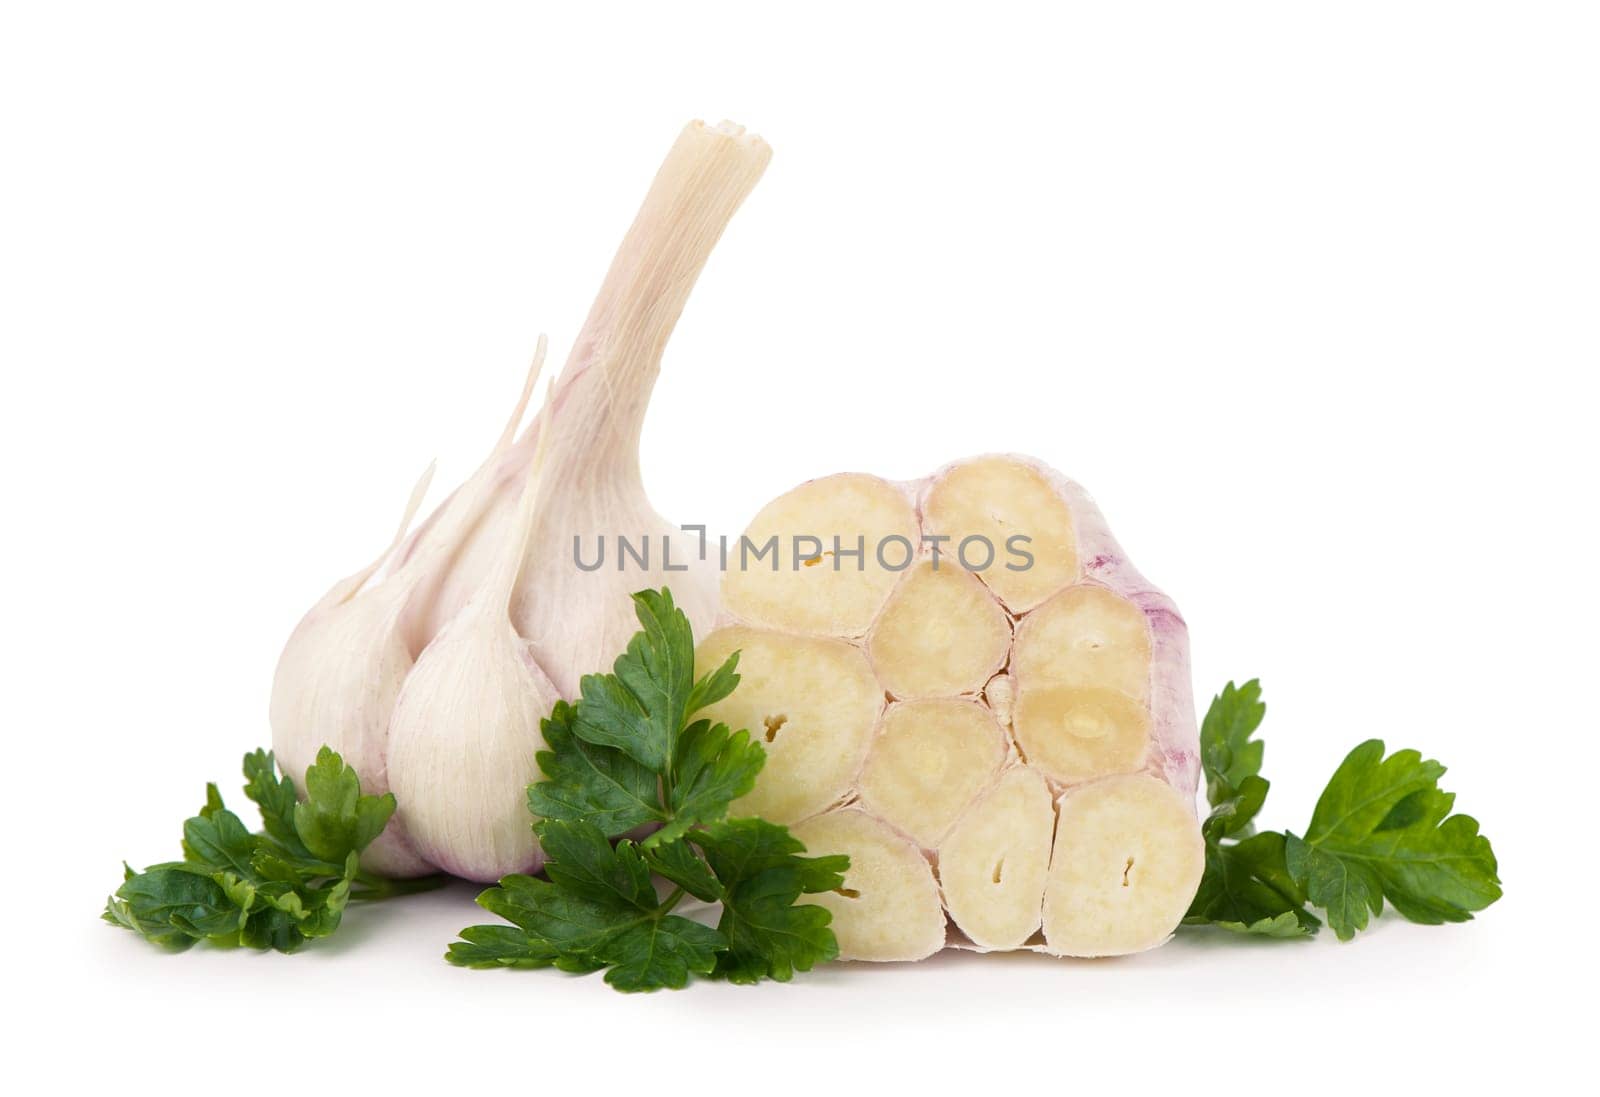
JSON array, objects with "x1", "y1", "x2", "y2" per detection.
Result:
[{"x1": 3, "y1": 2, "x2": 1595, "y2": 1091}]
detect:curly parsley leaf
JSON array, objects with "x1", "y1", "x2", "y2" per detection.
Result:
[
  {"x1": 106, "y1": 748, "x2": 441, "y2": 953},
  {"x1": 451, "y1": 587, "x2": 845, "y2": 992}
]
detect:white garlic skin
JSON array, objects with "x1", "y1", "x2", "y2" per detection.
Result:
[
  {"x1": 514, "y1": 474, "x2": 719, "y2": 698},
  {"x1": 385, "y1": 603, "x2": 562, "y2": 881},
  {"x1": 269, "y1": 595, "x2": 434, "y2": 877}
]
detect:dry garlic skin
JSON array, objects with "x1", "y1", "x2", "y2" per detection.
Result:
[
  {"x1": 716, "y1": 453, "x2": 1202, "y2": 960},
  {"x1": 1042, "y1": 774, "x2": 1205, "y2": 957},
  {"x1": 857, "y1": 699, "x2": 1006, "y2": 847},
  {"x1": 866, "y1": 563, "x2": 1011, "y2": 698},
  {"x1": 721, "y1": 473, "x2": 918, "y2": 637},
  {"x1": 790, "y1": 810, "x2": 945, "y2": 962},
  {"x1": 693, "y1": 627, "x2": 881, "y2": 825}
]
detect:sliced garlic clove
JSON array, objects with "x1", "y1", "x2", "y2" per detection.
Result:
[
  {"x1": 856, "y1": 698, "x2": 1006, "y2": 848},
  {"x1": 938, "y1": 766, "x2": 1054, "y2": 950},
  {"x1": 1041, "y1": 774, "x2": 1205, "y2": 957},
  {"x1": 790, "y1": 809, "x2": 946, "y2": 963},
  {"x1": 721, "y1": 473, "x2": 919, "y2": 638},
  {"x1": 694, "y1": 626, "x2": 881, "y2": 825}
]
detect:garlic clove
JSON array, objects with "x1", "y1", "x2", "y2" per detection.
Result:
[{"x1": 386, "y1": 387, "x2": 562, "y2": 881}]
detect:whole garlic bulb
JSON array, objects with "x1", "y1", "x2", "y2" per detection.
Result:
[{"x1": 270, "y1": 121, "x2": 771, "y2": 881}]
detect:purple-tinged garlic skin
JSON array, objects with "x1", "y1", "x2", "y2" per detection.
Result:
[{"x1": 944, "y1": 457, "x2": 1200, "y2": 796}]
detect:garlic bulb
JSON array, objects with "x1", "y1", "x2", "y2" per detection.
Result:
[{"x1": 270, "y1": 121, "x2": 771, "y2": 880}]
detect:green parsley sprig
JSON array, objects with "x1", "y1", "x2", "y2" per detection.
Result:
[
  {"x1": 105, "y1": 747, "x2": 442, "y2": 952},
  {"x1": 448, "y1": 588, "x2": 850, "y2": 991},
  {"x1": 1184, "y1": 680, "x2": 1502, "y2": 940}
]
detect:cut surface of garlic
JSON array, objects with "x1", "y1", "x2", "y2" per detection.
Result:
[{"x1": 699, "y1": 454, "x2": 1201, "y2": 958}]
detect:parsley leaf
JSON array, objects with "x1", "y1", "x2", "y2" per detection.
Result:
[
  {"x1": 1186, "y1": 829, "x2": 1321, "y2": 936},
  {"x1": 106, "y1": 748, "x2": 442, "y2": 953},
  {"x1": 104, "y1": 864, "x2": 248, "y2": 948},
  {"x1": 656, "y1": 719, "x2": 765, "y2": 846},
  {"x1": 242, "y1": 747, "x2": 305, "y2": 853},
  {"x1": 450, "y1": 587, "x2": 846, "y2": 991},
  {"x1": 295, "y1": 746, "x2": 396, "y2": 863},
  {"x1": 697, "y1": 818, "x2": 849, "y2": 983},
  {"x1": 1184, "y1": 681, "x2": 1501, "y2": 942},
  {"x1": 1199, "y1": 678, "x2": 1268, "y2": 837},
  {"x1": 526, "y1": 701, "x2": 666, "y2": 835},
  {"x1": 571, "y1": 587, "x2": 704, "y2": 771},
  {"x1": 448, "y1": 823, "x2": 725, "y2": 991},
  {"x1": 1284, "y1": 740, "x2": 1502, "y2": 940}
]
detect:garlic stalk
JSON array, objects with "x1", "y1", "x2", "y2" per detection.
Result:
[
  {"x1": 398, "y1": 120, "x2": 771, "y2": 696},
  {"x1": 270, "y1": 121, "x2": 770, "y2": 879},
  {"x1": 268, "y1": 341, "x2": 546, "y2": 877}
]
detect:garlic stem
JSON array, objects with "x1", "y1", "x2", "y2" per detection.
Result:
[{"x1": 543, "y1": 120, "x2": 772, "y2": 485}]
